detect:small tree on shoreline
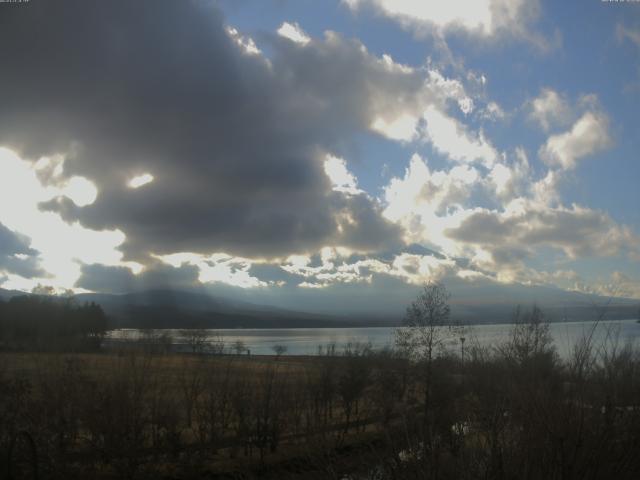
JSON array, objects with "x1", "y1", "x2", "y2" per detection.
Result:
[
  {"x1": 181, "y1": 329, "x2": 209, "y2": 354},
  {"x1": 272, "y1": 344, "x2": 287, "y2": 360},
  {"x1": 395, "y1": 281, "x2": 459, "y2": 362},
  {"x1": 395, "y1": 281, "x2": 461, "y2": 459},
  {"x1": 233, "y1": 340, "x2": 247, "y2": 355}
]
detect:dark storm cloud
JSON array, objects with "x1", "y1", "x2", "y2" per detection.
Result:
[
  {"x1": 77, "y1": 262, "x2": 200, "y2": 294},
  {"x1": 0, "y1": 0, "x2": 412, "y2": 260},
  {"x1": 444, "y1": 211, "x2": 513, "y2": 245},
  {"x1": 0, "y1": 223, "x2": 43, "y2": 278}
]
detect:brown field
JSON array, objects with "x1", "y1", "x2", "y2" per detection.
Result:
[
  {"x1": 1, "y1": 327, "x2": 640, "y2": 479},
  {"x1": 0, "y1": 348, "x2": 400, "y2": 479}
]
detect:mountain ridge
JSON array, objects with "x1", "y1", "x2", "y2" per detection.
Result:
[{"x1": 1, "y1": 285, "x2": 638, "y2": 328}]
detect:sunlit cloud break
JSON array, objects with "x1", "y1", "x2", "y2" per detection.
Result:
[{"x1": 128, "y1": 173, "x2": 154, "y2": 189}]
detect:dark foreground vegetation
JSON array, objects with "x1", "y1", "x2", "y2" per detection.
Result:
[
  {"x1": 0, "y1": 288, "x2": 639, "y2": 479},
  {"x1": 0, "y1": 327, "x2": 638, "y2": 478}
]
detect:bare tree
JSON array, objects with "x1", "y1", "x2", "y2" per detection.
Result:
[
  {"x1": 209, "y1": 332, "x2": 225, "y2": 355},
  {"x1": 181, "y1": 329, "x2": 209, "y2": 354},
  {"x1": 272, "y1": 344, "x2": 287, "y2": 359},
  {"x1": 178, "y1": 356, "x2": 205, "y2": 428},
  {"x1": 233, "y1": 340, "x2": 246, "y2": 355},
  {"x1": 157, "y1": 330, "x2": 174, "y2": 355},
  {"x1": 395, "y1": 281, "x2": 459, "y2": 362},
  {"x1": 395, "y1": 281, "x2": 460, "y2": 463},
  {"x1": 500, "y1": 304, "x2": 554, "y2": 365}
]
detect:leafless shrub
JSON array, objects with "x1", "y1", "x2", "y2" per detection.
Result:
[
  {"x1": 272, "y1": 344, "x2": 287, "y2": 359},
  {"x1": 233, "y1": 339, "x2": 247, "y2": 355},
  {"x1": 178, "y1": 356, "x2": 206, "y2": 429},
  {"x1": 136, "y1": 329, "x2": 174, "y2": 355},
  {"x1": 180, "y1": 328, "x2": 210, "y2": 354},
  {"x1": 337, "y1": 343, "x2": 373, "y2": 439},
  {"x1": 194, "y1": 356, "x2": 235, "y2": 451}
]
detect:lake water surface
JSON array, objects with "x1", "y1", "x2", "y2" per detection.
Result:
[{"x1": 106, "y1": 319, "x2": 640, "y2": 359}]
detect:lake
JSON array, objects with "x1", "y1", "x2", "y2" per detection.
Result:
[{"x1": 106, "y1": 319, "x2": 640, "y2": 359}]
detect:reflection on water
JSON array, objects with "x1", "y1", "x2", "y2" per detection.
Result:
[{"x1": 106, "y1": 319, "x2": 640, "y2": 359}]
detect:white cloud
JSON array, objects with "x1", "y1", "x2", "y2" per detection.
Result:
[
  {"x1": 539, "y1": 110, "x2": 611, "y2": 170},
  {"x1": 369, "y1": 67, "x2": 482, "y2": 142},
  {"x1": 489, "y1": 164, "x2": 513, "y2": 198},
  {"x1": 604, "y1": 272, "x2": 640, "y2": 299},
  {"x1": 157, "y1": 252, "x2": 268, "y2": 289},
  {"x1": 371, "y1": 113, "x2": 419, "y2": 141},
  {"x1": 426, "y1": 69, "x2": 474, "y2": 115},
  {"x1": 383, "y1": 154, "x2": 478, "y2": 254},
  {"x1": 388, "y1": 252, "x2": 458, "y2": 284},
  {"x1": 488, "y1": 147, "x2": 531, "y2": 200},
  {"x1": 31, "y1": 154, "x2": 98, "y2": 207},
  {"x1": 616, "y1": 23, "x2": 640, "y2": 49},
  {"x1": 344, "y1": 0, "x2": 551, "y2": 49},
  {"x1": 421, "y1": 106, "x2": 497, "y2": 167},
  {"x1": 379, "y1": 142, "x2": 640, "y2": 291},
  {"x1": 277, "y1": 22, "x2": 311, "y2": 45},
  {"x1": 530, "y1": 170, "x2": 561, "y2": 206},
  {"x1": 380, "y1": 53, "x2": 414, "y2": 74},
  {"x1": 482, "y1": 101, "x2": 506, "y2": 121},
  {"x1": 127, "y1": 173, "x2": 154, "y2": 189},
  {"x1": 528, "y1": 88, "x2": 572, "y2": 132},
  {"x1": 281, "y1": 244, "x2": 461, "y2": 287},
  {"x1": 344, "y1": 0, "x2": 494, "y2": 35},
  {"x1": 225, "y1": 26, "x2": 261, "y2": 55},
  {"x1": 324, "y1": 155, "x2": 363, "y2": 195},
  {"x1": 281, "y1": 248, "x2": 389, "y2": 287}
]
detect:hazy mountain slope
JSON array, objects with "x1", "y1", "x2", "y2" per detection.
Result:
[{"x1": 1, "y1": 285, "x2": 637, "y2": 327}]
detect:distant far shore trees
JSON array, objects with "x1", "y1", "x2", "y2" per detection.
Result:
[{"x1": 0, "y1": 295, "x2": 108, "y2": 351}]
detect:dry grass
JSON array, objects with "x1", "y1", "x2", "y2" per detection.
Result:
[
  {"x1": 2, "y1": 328, "x2": 639, "y2": 480},
  {"x1": 0, "y1": 351, "x2": 309, "y2": 380}
]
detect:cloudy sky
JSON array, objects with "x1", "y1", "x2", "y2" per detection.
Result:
[{"x1": 0, "y1": 0, "x2": 639, "y2": 312}]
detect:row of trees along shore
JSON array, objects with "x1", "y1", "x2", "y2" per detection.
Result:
[
  {"x1": 0, "y1": 295, "x2": 108, "y2": 351},
  {"x1": 0, "y1": 283, "x2": 639, "y2": 479}
]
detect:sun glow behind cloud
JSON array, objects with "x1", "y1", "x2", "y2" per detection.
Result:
[
  {"x1": 61, "y1": 176, "x2": 98, "y2": 206},
  {"x1": 0, "y1": 147, "x2": 137, "y2": 291}
]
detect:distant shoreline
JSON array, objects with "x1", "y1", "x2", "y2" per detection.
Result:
[{"x1": 102, "y1": 319, "x2": 640, "y2": 359}]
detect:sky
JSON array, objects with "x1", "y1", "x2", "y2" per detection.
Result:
[{"x1": 0, "y1": 0, "x2": 639, "y2": 313}]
